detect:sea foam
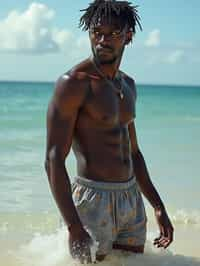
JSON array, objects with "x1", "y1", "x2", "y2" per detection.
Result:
[{"x1": 8, "y1": 227, "x2": 199, "y2": 266}]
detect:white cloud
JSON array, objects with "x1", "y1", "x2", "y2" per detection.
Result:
[
  {"x1": 52, "y1": 28, "x2": 74, "y2": 51},
  {"x1": 165, "y1": 50, "x2": 185, "y2": 64},
  {"x1": 145, "y1": 29, "x2": 160, "y2": 47},
  {"x1": 0, "y1": 2, "x2": 87, "y2": 55}
]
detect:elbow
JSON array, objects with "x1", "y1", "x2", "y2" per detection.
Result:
[
  {"x1": 48, "y1": 146, "x2": 63, "y2": 162},
  {"x1": 45, "y1": 146, "x2": 62, "y2": 182},
  {"x1": 44, "y1": 159, "x2": 49, "y2": 175},
  {"x1": 45, "y1": 146, "x2": 63, "y2": 172}
]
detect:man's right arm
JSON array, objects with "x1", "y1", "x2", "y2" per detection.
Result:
[{"x1": 45, "y1": 73, "x2": 88, "y2": 231}]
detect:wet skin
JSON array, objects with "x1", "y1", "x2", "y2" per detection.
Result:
[
  {"x1": 72, "y1": 61, "x2": 136, "y2": 181},
  {"x1": 45, "y1": 20, "x2": 174, "y2": 263}
]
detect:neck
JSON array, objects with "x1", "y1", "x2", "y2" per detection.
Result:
[{"x1": 91, "y1": 55, "x2": 122, "y2": 80}]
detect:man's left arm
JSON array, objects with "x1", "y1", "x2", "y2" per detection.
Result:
[{"x1": 128, "y1": 121, "x2": 174, "y2": 249}]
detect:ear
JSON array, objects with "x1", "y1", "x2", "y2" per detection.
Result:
[{"x1": 125, "y1": 31, "x2": 133, "y2": 45}]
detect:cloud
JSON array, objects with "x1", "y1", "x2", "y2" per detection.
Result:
[
  {"x1": 145, "y1": 29, "x2": 160, "y2": 47},
  {"x1": 0, "y1": 2, "x2": 86, "y2": 55},
  {"x1": 165, "y1": 50, "x2": 185, "y2": 64}
]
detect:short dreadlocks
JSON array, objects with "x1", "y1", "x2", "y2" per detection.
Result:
[{"x1": 79, "y1": 0, "x2": 142, "y2": 34}]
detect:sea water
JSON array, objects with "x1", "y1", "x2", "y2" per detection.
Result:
[{"x1": 1, "y1": 81, "x2": 200, "y2": 265}]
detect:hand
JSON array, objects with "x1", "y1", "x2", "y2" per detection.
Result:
[
  {"x1": 153, "y1": 206, "x2": 174, "y2": 249},
  {"x1": 68, "y1": 224, "x2": 93, "y2": 264}
]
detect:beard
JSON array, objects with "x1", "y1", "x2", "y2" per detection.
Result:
[
  {"x1": 97, "y1": 55, "x2": 117, "y2": 65},
  {"x1": 91, "y1": 46, "x2": 118, "y2": 65}
]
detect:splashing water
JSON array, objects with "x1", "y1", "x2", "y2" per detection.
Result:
[{"x1": 2, "y1": 226, "x2": 198, "y2": 266}]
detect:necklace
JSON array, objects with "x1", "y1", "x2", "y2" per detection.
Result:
[{"x1": 91, "y1": 58, "x2": 124, "y2": 100}]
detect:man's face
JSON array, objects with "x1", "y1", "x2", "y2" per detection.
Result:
[{"x1": 89, "y1": 18, "x2": 132, "y2": 65}]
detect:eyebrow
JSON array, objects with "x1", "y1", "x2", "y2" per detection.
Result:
[{"x1": 91, "y1": 26, "x2": 122, "y2": 31}]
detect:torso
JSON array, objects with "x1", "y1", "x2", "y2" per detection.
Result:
[{"x1": 69, "y1": 58, "x2": 136, "y2": 182}]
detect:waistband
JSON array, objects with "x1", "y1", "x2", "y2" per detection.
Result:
[{"x1": 73, "y1": 176, "x2": 136, "y2": 191}]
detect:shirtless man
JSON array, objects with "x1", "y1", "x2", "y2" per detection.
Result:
[{"x1": 45, "y1": 0, "x2": 174, "y2": 263}]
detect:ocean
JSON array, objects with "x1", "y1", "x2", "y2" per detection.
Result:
[{"x1": 1, "y1": 81, "x2": 200, "y2": 266}]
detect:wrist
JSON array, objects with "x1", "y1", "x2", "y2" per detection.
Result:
[
  {"x1": 68, "y1": 222, "x2": 84, "y2": 234},
  {"x1": 153, "y1": 203, "x2": 165, "y2": 211}
]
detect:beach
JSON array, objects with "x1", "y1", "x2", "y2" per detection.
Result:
[{"x1": 1, "y1": 81, "x2": 200, "y2": 265}]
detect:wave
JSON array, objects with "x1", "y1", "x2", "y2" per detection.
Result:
[
  {"x1": 3, "y1": 228, "x2": 199, "y2": 266},
  {"x1": 1, "y1": 208, "x2": 200, "y2": 235},
  {"x1": 171, "y1": 209, "x2": 200, "y2": 225},
  {"x1": 1, "y1": 210, "x2": 200, "y2": 266},
  {"x1": 146, "y1": 208, "x2": 200, "y2": 226}
]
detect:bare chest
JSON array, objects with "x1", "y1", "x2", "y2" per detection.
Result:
[{"x1": 82, "y1": 78, "x2": 136, "y2": 127}]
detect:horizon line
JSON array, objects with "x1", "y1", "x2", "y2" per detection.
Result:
[{"x1": 0, "y1": 79, "x2": 200, "y2": 88}]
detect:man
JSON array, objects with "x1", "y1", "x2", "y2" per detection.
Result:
[{"x1": 45, "y1": 0, "x2": 174, "y2": 263}]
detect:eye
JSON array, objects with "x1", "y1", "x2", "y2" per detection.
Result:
[
  {"x1": 91, "y1": 29, "x2": 101, "y2": 36},
  {"x1": 94, "y1": 30, "x2": 100, "y2": 35},
  {"x1": 111, "y1": 30, "x2": 121, "y2": 37}
]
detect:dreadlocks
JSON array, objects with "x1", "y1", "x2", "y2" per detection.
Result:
[{"x1": 79, "y1": 0, "x2": 142, "y2": 34}]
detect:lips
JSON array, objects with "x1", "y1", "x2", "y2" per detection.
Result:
[{"x1": 97, "y1": 48, "x2": 113, "y2": 54}]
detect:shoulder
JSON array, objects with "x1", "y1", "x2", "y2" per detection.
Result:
[
  {"x1": 54, "y1": 59, "x2": 93, "y2": 100},
  {"x1": 55, "y1": 71, "x2": 88, "y2": 98},
  {"x1": 53, "y1": 72, "x2": 87, "y2": 111},
  {"x1": 55, "y1": 58, "x2": 100, "y2": 100},
  {"x1": 51, "y1": 59, "x2": 98, "y2": 116}
]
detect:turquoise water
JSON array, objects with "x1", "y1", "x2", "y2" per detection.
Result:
[
  {"x1": 1, "y1": 81, "x2": 200, "y2": 265},
  {"x1": 1, "y1": 81, "x2": 200, "y2": 212}
]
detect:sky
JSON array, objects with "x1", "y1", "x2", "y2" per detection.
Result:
[{"x1": 0, "y1": 0, "x2": 200, "y2": 85}]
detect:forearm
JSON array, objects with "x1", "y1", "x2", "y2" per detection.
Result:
[
  {"x1": 132, "y1": 150, "x2": 165, "y2": 210},
  {"x1": 45, "y1": 156, "x2": 82, "y2": 229}
]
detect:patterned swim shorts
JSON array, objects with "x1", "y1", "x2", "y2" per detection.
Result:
[{"x1": 72, "y1": 176, "x2": 147, "y2": 256}]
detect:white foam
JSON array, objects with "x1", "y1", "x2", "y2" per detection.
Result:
[
  {"x1": 146, "y1": 208, "x2": 200, "y2": 226},
  {"x1": 85, "y1": 227, "x2": 99, "y2": 263},
  {"x1": 171, "y1": 209, "x2": 200, "y2": 226},
  {"x1": 6, "y1": 227, "x2": 199, "y2": 266},
  {"x1": 1, "y1": 211, "x2": 200, "y2": 265}
]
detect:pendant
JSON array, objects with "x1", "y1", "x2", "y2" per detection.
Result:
[{"x1": 120, "y1": 91, "x2": 124, "y2": 99}]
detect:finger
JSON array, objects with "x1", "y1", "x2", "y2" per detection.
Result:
[
  {"x1": 156, "y1": 238, "x2": 168, "y2": 248},
  {"x1": 154, "y1": 239, "x2": 161, "y2": 245},
  {"x1": 69, "y1": 242, "x2": 80, "y2": 258},
  {"x1": 154, "y1": 236, "x2": 161, "y2": 242},
  {"x1": 154, "y1": 237, "x2": 162, "y2": 244},
  {"x1": 75, "y1": 247, "x2": 91, "y2": 264},
  {"x1": 154, "y1": 236, "x2": 167, "y2": 248},
  {"x1": 162, "y1": 229, "x2": 173, "y2": 249},
  {"x1": 160, "y1": 238, "x2": 170, "y2": 248},
  {"x1": 158, "y1": 226, "x2": 169, "y2": 245},
  {"x1": 81, "y1": 243, "x2": 92, "y2": 263},
  {"x1": 154, "y1": 232, "x2": 163, "y2": 242},
  {"x1": 154, "y1": 232, "x2": 164, "y2": 245},
  {"x1": 70, "y1": 242, "x2": 88, "y2": 261},
  {"x1": 163, "y1": 240, "x2": 171, "y2": 249},
  {"x1": 80, "y1": 254, "x2": 92, "y2": 264}
]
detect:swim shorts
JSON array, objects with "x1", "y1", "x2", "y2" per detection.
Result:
[{"x1": 72, "y1": 176, "x2": 147, "y2": 256}]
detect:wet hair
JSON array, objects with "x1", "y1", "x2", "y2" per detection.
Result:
[{"x1": 79, "y1": 0, "x2": 142, "y2": 34}]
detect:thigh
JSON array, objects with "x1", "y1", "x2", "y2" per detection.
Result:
[
  {"x1": 114, "y1": 186, "x2": 147, "y2": 248},
  {"x1": 72, "y1": 182, "x2": 113, "y2": 255}
]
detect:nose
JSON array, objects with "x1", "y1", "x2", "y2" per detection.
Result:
[{"x1": 99, "y1": 33, "x2": 111, "y2": 44}]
